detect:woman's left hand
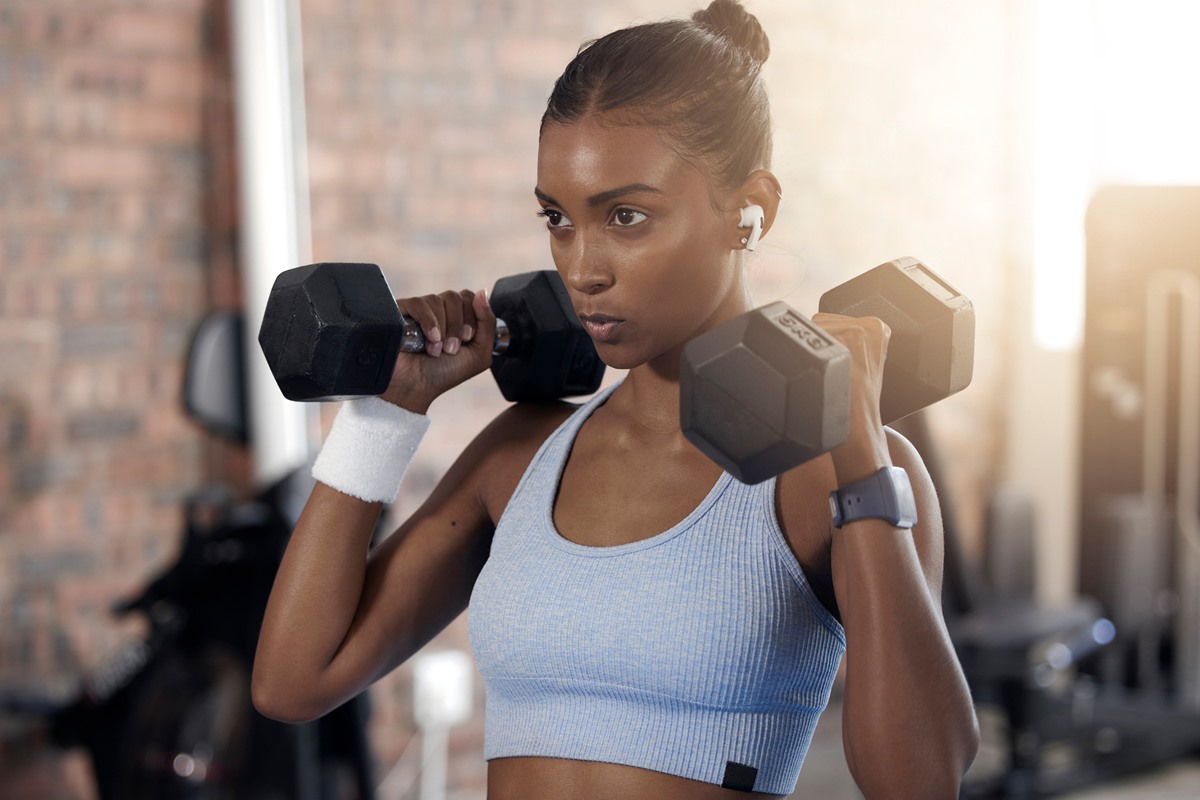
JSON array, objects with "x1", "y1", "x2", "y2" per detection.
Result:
[{"x1": 811, "y1": 311, "x2": 893, "y2": 484}]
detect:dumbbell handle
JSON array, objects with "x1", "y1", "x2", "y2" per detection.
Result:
[{"x1": 398, "y1": 315, "x2": 512, "y2": 356}]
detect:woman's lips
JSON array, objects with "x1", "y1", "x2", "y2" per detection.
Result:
[{"x1": 579, "y1": 313, "x2": 624, "y2": 343}]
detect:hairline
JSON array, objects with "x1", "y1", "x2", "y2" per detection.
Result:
[{"x1": 538, "y1": 109, "x2": 742, "y2": 215}]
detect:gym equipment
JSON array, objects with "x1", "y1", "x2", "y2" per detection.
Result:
[
  {"x1": 680, "y1": 257, "x2": 974, "y2": 484},
  {"x1": 1, "y1": 314, "x2": 375, "y2": 800},
  {"x1": 952, "y1": 186, "x2": 1200, "y2": 798},
  {"x1": 258, "y1": 263, "x2": 605, "y2": 403}
]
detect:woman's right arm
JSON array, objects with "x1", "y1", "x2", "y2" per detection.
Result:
[
  {"x1": 252, "y1": 286, "x2": 503, "y2": 723},
  {"x1": 252, "y1": 418, "x2": 499, "y2": 723}
]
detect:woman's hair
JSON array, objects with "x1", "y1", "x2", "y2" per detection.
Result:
[{"x1": 542, "y1": 0, "x2": 772, "y2": 195}]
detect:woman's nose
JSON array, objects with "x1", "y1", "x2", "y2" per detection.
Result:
[{"x1": 560, "y1": 234, "x2": 614, "y2": 295}]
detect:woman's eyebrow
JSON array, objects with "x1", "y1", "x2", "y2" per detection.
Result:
[{"x1": 534, "y1": 183, "x2": 663, "y2": 208}]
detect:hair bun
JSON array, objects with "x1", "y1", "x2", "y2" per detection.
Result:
[{"x1": 692, "y1": 0, "x2": 770, "y2": 66}]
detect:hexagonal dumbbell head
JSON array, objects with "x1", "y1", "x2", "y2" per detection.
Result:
[
  {"x1": 489, "y1": 271, "x2": 605, "y2": 403},
  {"x1": 680, "y1": 302, "x2": 852, "y2": 485},
  {"x1": 258, "y1": 263, "x2": 405, "y2": 401},
  {"x1": 819, "y1": 257, "x2": 974, "y2": 423}
]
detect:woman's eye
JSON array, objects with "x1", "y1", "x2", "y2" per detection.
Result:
[
  {"x1": 613, "y1": 208, "x2": 647, "y2": 227},
  {"x1": 537, "y1": 209, "x2": 571, "y2": 228}
]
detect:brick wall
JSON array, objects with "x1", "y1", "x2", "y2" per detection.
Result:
[
  {"x1": 0, "y1": 0, "x2": 212, "y2": 684},
  {"x1": 0, "y1": 1, "x2": 1018, "y2": 797},
  {"x1": 0, "y1": 0, "x2": 242, "y2": 795}
]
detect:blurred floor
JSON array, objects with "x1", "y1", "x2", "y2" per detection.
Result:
[{"x1": 789, "y1": 700, "x2": 1200, "y2": 800}]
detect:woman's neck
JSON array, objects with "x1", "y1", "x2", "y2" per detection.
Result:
[
  {"x1": 610, "y1": 364, "x2": 686, "y2": 436},
  {"x1": 613, "y1": 277, "x2": 755, "y2": 437}
]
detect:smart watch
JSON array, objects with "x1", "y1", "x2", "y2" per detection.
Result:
[{"x1": 829, "y1": 466, "x2": 918, "y2": 529}]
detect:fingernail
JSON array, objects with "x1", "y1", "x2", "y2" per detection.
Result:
[
  {"x1": 428, "y1": 341, "x2": 443, "y2": 358},
  {"x1": 462, "y1": 325, "x2": 474, "y2": 342},
  {"x1": 445, "y1": 337, "x2": 460, "y2": 355},
  {"x1": 428, "y1": 326, "x2": 442, "y2": 343}
]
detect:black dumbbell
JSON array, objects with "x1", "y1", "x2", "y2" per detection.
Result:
[
  {"x1": 680, "y1": 257, "x2": 974, "y2": 484},
  {"x1": 258, "y1": 262, "x2": 605, "y2": 403}
]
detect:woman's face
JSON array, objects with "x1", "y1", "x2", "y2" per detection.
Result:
[{"x1": 536, "y1": 115, "x2": 750, "y2": 372}]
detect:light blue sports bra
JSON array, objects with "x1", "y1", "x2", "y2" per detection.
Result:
[{"x1": 467, "y1": 383, "x2": 846, "y2": 794}]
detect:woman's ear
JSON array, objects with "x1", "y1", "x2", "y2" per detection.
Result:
[{"x1": 729, "y1": 170, "x2": 783, "y2": 251}]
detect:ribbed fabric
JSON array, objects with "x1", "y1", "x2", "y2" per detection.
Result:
[{"x1": 467, "y1": 383, "x2": 846, "y2": 795}]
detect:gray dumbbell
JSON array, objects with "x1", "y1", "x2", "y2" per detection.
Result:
[{"x1": 681, "y1": 257, "x2": 974, "y2": 484}]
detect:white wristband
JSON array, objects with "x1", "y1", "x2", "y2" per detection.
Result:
[{"x1": 311, "y1": 397, "x2": 431, "y2": 504}]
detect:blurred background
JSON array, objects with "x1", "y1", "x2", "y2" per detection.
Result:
[{"x1": 2, "y1": 0, "x2": 1200, "y2": 798}]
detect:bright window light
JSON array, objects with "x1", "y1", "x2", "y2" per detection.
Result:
[{"x1": 1032, "y1": 0, "x2": 1200, "y2": 352}]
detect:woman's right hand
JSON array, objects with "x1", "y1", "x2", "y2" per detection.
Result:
[{"x1": 381, "y1": 288, "x2": 497, "y2": 413}]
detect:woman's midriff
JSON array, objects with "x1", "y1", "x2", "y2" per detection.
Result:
[{"x1": 486, "y1": 757, "x2": 785, "y2": 799}]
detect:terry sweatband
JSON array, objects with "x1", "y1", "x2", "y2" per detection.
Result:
[{"x1": 311, "y1": 396, "x2": 431, "y2": 504}]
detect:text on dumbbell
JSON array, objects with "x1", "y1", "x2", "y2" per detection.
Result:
[{"x1": 773, "y1": 309, "x2": 834, "y2": 351}]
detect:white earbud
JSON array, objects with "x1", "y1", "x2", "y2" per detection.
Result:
[{"x1": 738, "y1": 204, "x2": 765, "y2": 251}]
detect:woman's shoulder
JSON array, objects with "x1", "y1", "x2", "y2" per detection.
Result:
[
  {"x1": 475, "y1": 399, "x2": 579, "y2": 455},
  {"x1": 775, "y1": 426, "x2": 933, "y2": 501},
  {"x1": 469, "y1": 400, "x2": 580, "y2": 519},
  {"x1": 883, "y1": 425, "x2": 929, "y2": 477}
]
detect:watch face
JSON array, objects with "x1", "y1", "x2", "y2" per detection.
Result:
[{"x1": 828, "y1": 494, "x2": 842, "y2": 527}]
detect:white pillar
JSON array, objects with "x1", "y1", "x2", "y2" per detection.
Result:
[{"x1": 229, "y1": 0, "x2": 316, "y2": 485}]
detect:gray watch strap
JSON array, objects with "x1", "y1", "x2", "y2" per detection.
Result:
[{"x1": 828, "y1": 466, "x2": 918, "y2": 529}]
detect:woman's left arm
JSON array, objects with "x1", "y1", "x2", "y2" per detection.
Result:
[
  {"x1": 809, "y1": 310, "x2": 979, "y2": 799},
  {"x1": 832, "y1": 428, "x2": 979, "y2": 799}
]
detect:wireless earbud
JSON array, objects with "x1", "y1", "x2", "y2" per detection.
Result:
[{"x1": 738, "y1": 204, "x2": 765, "y2": 252}]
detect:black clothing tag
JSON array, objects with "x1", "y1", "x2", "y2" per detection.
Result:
[{"x1": 721, "y1": 761, "x2": 758, "y2": 792}]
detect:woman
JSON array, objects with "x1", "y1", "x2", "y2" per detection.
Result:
[{"x1": 252, "y1": 2, "x2": 979, "y2": 797}]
